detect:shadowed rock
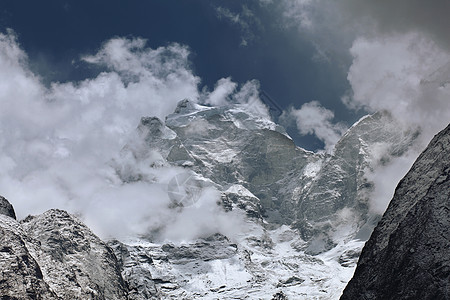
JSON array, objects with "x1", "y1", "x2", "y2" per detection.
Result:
[
  {"x1": 0, "y1": 195, "x2": 16, "y2": 219},
  {"x1": 341, "y1": 123, "x2": 450, "y2": 300}
]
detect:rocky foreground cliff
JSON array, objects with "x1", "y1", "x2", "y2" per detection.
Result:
[
  {"x1": 0, "y1": 196, "x2": 128, "y2": 300},
  {"x1": 341, "y1": 123, "x2": 450, "y2": 300}
]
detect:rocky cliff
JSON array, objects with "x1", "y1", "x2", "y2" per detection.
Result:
[
  {"x1": 341, "y1": 123, "x2": 450, "y2": 300},
  {"x1": 0, "y1": 197, "x2": 129, "y2": 300}
]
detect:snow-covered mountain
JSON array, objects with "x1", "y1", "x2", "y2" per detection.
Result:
[
  {"x1": 0, "y1": 100, "x2": 427, "y2": 299},
  {"x1": 122, "y1": 100, "x2": 418, "y2": 240},
  {"x1": 107, "y1": 99, "x2": 420, "y2": 299}
]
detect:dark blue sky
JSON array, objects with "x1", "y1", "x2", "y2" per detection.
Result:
[{"x1": 0, "y1": 0, "x2": 363, "y2": 150}]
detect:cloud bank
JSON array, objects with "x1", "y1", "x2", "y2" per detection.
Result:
[
  {"x1": 344, "y1": 32, "x2": 449, "y2": 214},
  {"x1": 0, "y1": 30, "x2": 254, "y2": 241},
  {"x1": 275, "y1": 0, "x2": 450, "y2": 214},
  {"x1": 344, "y1": 33, "x2": 450, "y2": 141}
]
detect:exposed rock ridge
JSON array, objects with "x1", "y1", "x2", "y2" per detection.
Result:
[
  {"x1": 0, "y1": 198, "x2": 129, "y2": 300},
  {"x1": 0, "y1": 195, "x2": 16, "y2": 219},
  {"x1": 341, "y1": 123, "x2": 450, "y2": 300},
  {"x1": 0, "y1": 214, "x2": 57, "y2": 300}
]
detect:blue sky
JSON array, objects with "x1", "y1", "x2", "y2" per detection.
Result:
[
  {"x1": 0, "y1": 0, "x2": 448, "y2": 150},
  {"x1": 0, "y1": 0, "x2": 362, "y2": 150}
]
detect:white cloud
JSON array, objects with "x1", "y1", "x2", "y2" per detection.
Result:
[
  {"x1": 234, "y1": 79, "x2": 270, "y2": 118},
  {"x1": 365, "y1": 150, "x2": 418, "y2": 215},
  {"x1": 280, "y1": 0, "x2": 315, "y2": 29},
  {"x1": 282, "y1": 101, "x2": 347, "y2": 151},
  {"x1": 0, "y1": 30, "x2": 246, "y2": 241},
  {"x1": 161, "y1": 187, "x2": 247, "y2": 242},
  {"x1": 204, "y1": 78, "x2": 270, "y2": 119},
  {"x1": 81, "y1": 37, "x2": 200, "y2": 119},
  {"x1": 345, "y1": 32, "x2": 450, "y2": 143},
  {"x1": 204, "y1": 77, "x2": 237, "y2": 106}
]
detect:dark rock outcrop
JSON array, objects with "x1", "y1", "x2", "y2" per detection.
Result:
[
  {"x1": 341, "y1": 123, "x2": 450, "y2": 300},
  {"x1": 0, "y1": 195, "x2": 16, "y2": 219}
]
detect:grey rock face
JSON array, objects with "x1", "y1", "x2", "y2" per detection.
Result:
[
  {"x1": 108, "y1": 233, "x2": 244, "y2": 299},
  {"x1": 341, "y1": 123, "x2": 450, "y2": 300},
  {"x1": 221, "y1": 185, "x2": 264, "y2": 219},
  {"x1": 295, "y1": 113, "x2": 419, "y2": 248},
  {"x1": 160, "y1": 233, "x2": 237, "y2": 263},
  {"x1": 162, "y1": 101, "x2": 317, "y2": 222},
  {"x1": 0, "y1": 195, "x2": 16, "y2": 219},
  {"x1": 0, "y1": 207, "x2": 129, "y2": 299},
  {"x1": 22, "y1": 209, "x2": 129, "y2": 300},
  {"x1": 298, "y1": 112, "x2": 417, "y2": 223},
  {"x1": 0, "y1": 215, "x2": 57, "y2": 300},
  {"x1": 108, "y1": 239, "x2": 160, "y2": 300}
]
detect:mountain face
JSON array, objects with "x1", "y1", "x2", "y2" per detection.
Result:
[
  {"x1": 0, "y1": 100, "x2": 425, "y2": 299},
  {"x1": 341, "y1": 123, "x2": 450, "y2": 300},
  {"x1": 126, "y1": 101, "x2": 418, "y2": 244},
  {"x1": 124, "y1": 100, "x2": 418, "y2": 237}
]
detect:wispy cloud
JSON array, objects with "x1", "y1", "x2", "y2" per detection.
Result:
[
  {"x1": 281, "y1": 101, "x2": 347, "y2": 151},
  {"x1": 204, "y1": 77, "x2": 270, "y2": 118},
  {"x1": 215, "y1": 5, "x2": 262, "y2": 46}
]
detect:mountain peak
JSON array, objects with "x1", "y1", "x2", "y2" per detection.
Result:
[{"x1": 173, "y1": 98, "x2": 210, "y2": 114}]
